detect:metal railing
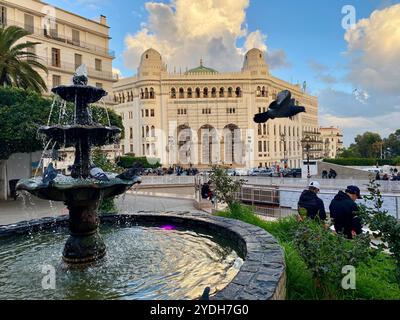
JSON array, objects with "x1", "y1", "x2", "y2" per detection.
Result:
[
  {"x1": 35, "y1": 55, "x2": 118, "y2": 81},
  {"x1": 2, "y1": 19, "x2": 115, "y2": 57}
]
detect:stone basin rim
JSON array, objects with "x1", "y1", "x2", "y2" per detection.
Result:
[{"x1": 0, "y1": 212, "x2": 286, "y2": 300}]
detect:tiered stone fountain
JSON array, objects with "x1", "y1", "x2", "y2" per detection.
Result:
[{"x1": 17, "y1": 67, "x2": 140, "y2": 264}]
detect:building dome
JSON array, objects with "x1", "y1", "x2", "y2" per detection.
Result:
[
  {"x1": 138, "y1": 48, "x2": 165, "y2": 78},
  {"x1": 242, "y1": 48, "x2": 269, "y2": 74},
  {"x1": 185, "y1": 59, "x2": 218, "y2": 75}
]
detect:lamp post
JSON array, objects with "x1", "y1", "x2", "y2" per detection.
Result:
[
  {"x1": 301, "y1": 135, "x2": 311, "y2": 179},
  {"x1": 280, "y1": 133, "x2": 287, "y2": 168}
]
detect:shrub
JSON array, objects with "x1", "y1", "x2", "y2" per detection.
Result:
[
  {"x1": 323, "y1": 158, "x2": 395, "y2": 166},
  {"x1": 294, "y1": 219, "x2": 370, "y2": 298},
  {"x1": 359, "y1": 179, "x2": 400, "y2": 281},
  {"x1": 209, "y1": 166, "x2": 246, "y2": 210},
  {"x1": 117, "y1": 155, "x2": 160, "y2": 169}
]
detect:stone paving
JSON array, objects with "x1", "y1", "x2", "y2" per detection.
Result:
[{"x1": 0, "y1": 193, "x2": 200, "y2": 225}]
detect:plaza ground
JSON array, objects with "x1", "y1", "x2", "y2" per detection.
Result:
[{"x1": 0, "y1": 188, "x2": 199, "y2": 225}]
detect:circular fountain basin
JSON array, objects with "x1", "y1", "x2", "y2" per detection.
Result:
[{"x1": 0, "y1": 213, "x2": 286, "y2": 300}]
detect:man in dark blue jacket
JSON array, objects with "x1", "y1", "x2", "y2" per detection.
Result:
[
  {"x1": 298, "y1": 181, "x2": 326, "y2": 221},
  {"x1": 329, "y1": 186, "x2": 363, "y2": 239}
]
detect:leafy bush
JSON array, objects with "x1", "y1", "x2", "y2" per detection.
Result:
[
  {"x1": 359, "y1": 179, "x2": 400, "y2": 281},
  {"x1": 117, "y1": 155, "x2": 160, "y2": 169},
  {"x1": 209, "y1": 166, "x2": 246, "y2": 209},
  {"x1": 323, "y1": 158, "x2": 395, "y2": 166},
  {"x1": 294, "y1": 219, "x2": 370, "y2": 297},
  {"x1": 216, "y1": 204, "x2": 400, "y2": 299}
]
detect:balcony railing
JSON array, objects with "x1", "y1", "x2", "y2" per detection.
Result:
[
  {"x1": 303, "y1": 131, "x2": 321, "y2": 135},
  {"x1": 2, "y1": 19, "x2": 115, "y2": 58},
  {"x1": 36, "y1": 55, "x2": 118, "y2": 81}
]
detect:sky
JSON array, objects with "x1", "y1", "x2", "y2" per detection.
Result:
[{"x1": 46, "y1": 0, "x2": 400, "y2": 146}]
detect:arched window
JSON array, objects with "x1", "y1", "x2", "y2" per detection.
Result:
[
  {"x1": 262, "y1": 86, "x2": 266, "y2": 97},
  {"x1": 145, "y1": 88, "x2": 149, "y2": 99},
  {"x1": 258, "y1": 124, "x2": 262, "y2": 136},
  {"x1": 235, "y1": 87, "x2": 242, "y2": 97},
  {"x1": 211, "y1": 87, "x2": 217, "y2": 98},
  {"x1": 263, "y1": 124, "x2": 266, "y2": 135},
  {"x1": 171, "y1": 88, "x2": 176, "y2": 99},
  {"x1": 151, "y1": 126, "x2": 155, "y2": 137},
  {"x1": 140, "y1": 89, "x2": 144, "y2": 99},
  {"x1": 179, "y1": 87, "x2": 184, "y2": 98},
  {"x1": 195, "y1": 87, "x2": 201, "y2": 98},
  {"x1": 219, "y1": 87, "x2": 224, "y2": 98},
  {"x1": 122, "y1": 93, "x2": 125, "y2": 103},
  {"x1": 256, "y1": 86, "x2": 261, "y2": 97},
  {"x1": 187, "y1": 88, "x2": 193, "y2": 98},
  {"x1": 142, "y1": 126, "x2": 145, "y2": 138},
  {"x1": 150, "y1": 87, "x2": 155, "y2": 99},
  {"x1": 114, "y1": 94, "x2": 117, "y2": 103},
  {"x1": 228, "y1": 87, "x2": 233, "y2": 97},
  {"x1": 203, "y1": 87, "x2": 209, "y2": 98},
  {"x1": 146, "y1": 126, "x2": 150, "y2": 137}
]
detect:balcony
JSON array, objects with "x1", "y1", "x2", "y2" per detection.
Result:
[
  {"x1": 303, "y1": 131, "x2": 321, "y2": 135},
  {"x1": 3, "y1": 19, "x2": 115, "y2": 58},
  {"x1": 37, "y1": 55, "x2": 118, "y2": 81}
]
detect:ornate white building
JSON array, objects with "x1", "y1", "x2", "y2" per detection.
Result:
[{"x1": 112, "y1": 48, "x2": 322, "y2": 168}]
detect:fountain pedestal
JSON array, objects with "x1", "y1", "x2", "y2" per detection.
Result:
[{"x1": 63, "y1": 199, "x2": 105, "y2": 263}]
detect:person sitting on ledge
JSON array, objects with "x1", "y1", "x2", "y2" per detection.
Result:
[
  {"x1": 297, "y1": 181, "x2": 326, "y2": 221},
  {"x1": 329, "y1": 185, "x2": 363, "y2": 239}
]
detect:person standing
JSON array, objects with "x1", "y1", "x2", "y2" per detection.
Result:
[
  {"x1": 329, "y1": 186, "x2": 363, "y2": 239},
  {"x1": 297, "y1": 181, "x2": 326, "y2": 221}
]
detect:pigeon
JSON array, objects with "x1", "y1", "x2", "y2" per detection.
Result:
[
  {"x1": 42, "y1": 162, "x2": 58, "y2": 186},
  {"x1": 254, "y1": 90, "x2": 306, "y2": 123},
  {"x1": 199, "y1": 287, "x2": 210, "y2": 300},
  {"x1": 116, "y1": 162, "x2": 144, "y2": 183},
  {"x1": 89, "y1": 166, "x2": 109, "y2": 182}
]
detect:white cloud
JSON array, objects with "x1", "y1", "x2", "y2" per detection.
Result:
[
  {"x1": 123, "y1": 0, "x2": 289, "y2": 73},
  {"x1": 344, "y1": 3, "x2": 400, "y2": 94}
]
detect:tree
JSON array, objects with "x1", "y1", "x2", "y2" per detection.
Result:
[
  {"x1": 0, "y1": 87, "x2": 124, "y2": 160},
  {"x1": 209, "y1": 166, "x2": 245, "y2": 210},
  {"x1": 0, "y1": 26, "x2": 48, "y2": 93},
  {"x1": 349, "y1": 132, "x2": 382, "y2": 158},
  {"x1": 384, "y1": 129, "x2": 400, "y2": 158}
]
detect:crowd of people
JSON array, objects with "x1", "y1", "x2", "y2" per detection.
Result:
[
  {"x1": 298, "y1": 181, "x2": 363, "y2": 239},
  {"x1": 375, "y1": 168, "x2": 400, "y2": 181}
]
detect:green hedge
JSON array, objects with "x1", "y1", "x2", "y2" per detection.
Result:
[
  {"x1": 117, "y1": 155, "x2": 161, "y2": 169},
  {"x1": 324, "y1": 158, "x2": 396, "y2": 166}
]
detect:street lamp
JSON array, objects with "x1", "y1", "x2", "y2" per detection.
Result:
[
  {"x1": 280, "y1": 133, "x2": 287, "y2": 168},
  {"x1": 301, "y1": 135, "x2": 311, "y2": 179}
]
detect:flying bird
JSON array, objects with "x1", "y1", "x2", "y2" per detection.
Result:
[
  {"x1": 254, "y1": 90, "x2": 306, "y2": 123},
  {"x1": 42, "y1": 162, "x2": 58, "y2": 186},
  {"x1": 89, "y1": 166, "x2": 110, "y2": 182},
  {"x1": 116, "y1": 162, "x2": 143, "y2": 184}
]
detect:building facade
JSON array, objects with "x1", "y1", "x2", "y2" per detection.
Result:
[
  {"x1": 113, "y1": 48, "x2": 323, "y2": 169},
  {"x1": 320, "y1": 126, "x2": 344, "y2": 159},
  {"x1": 0, "y1": 0, "x2": 117, "y2": 102}
]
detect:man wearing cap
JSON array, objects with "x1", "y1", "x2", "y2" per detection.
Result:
[
  {"x1": 329, "y1": 186, "x2": 363, "y2": 239},
  {"x1": 297, "y1": 181, "x2": 326, "y2": 221}
]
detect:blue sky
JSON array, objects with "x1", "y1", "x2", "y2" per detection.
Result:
[{"x1": 46, "y1": 0, "x2": 400, "y2": 145}]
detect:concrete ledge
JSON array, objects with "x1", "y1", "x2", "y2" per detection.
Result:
[{"x1": 0, "y1": 212, "x2": 286, "y2": 300}]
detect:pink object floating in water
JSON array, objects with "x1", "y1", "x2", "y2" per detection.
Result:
[{"x1": 160, "y1": 225, "x2": 175, "y2": 230}]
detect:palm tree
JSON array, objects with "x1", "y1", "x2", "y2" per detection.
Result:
[{"x1": 0, "y1": 25, "x2": 47, "y2": 93}]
